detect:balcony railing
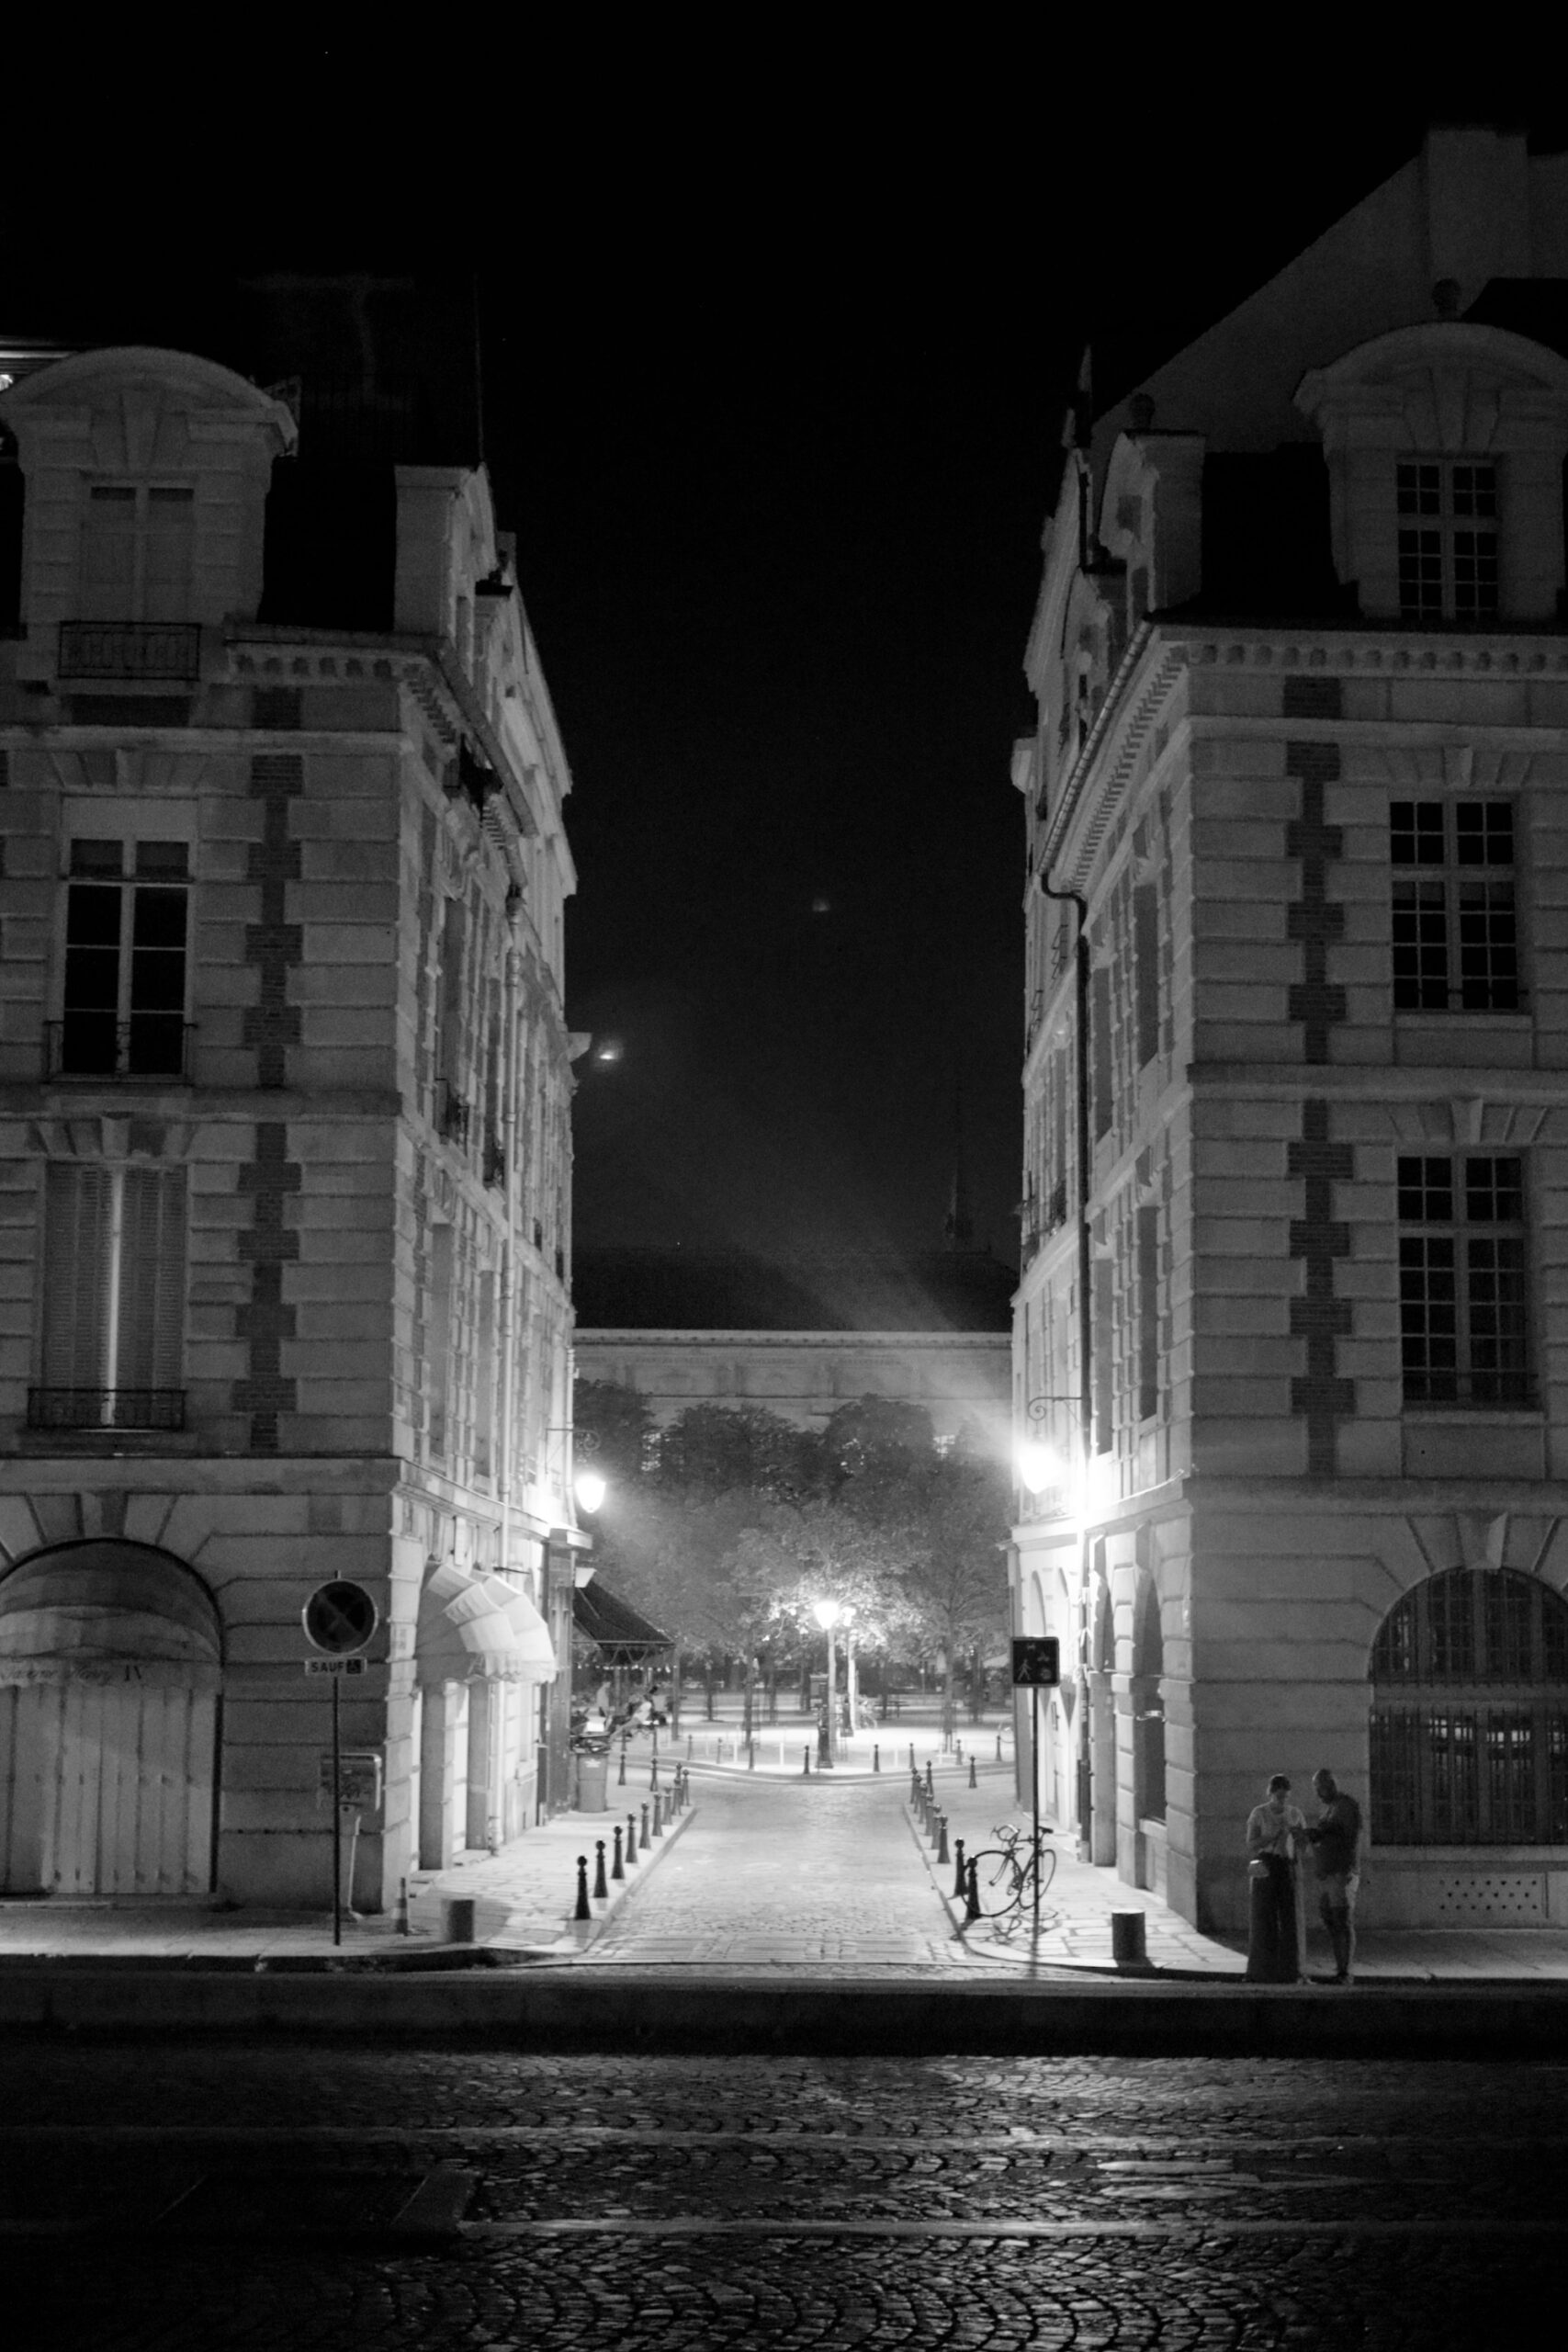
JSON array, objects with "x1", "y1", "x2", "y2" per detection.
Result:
[
  {"x1": 1404, "y1": 1370, "x2": 1538, "y2": 1410},
  {"x1": 45, "y1": 1018, "x2": 195, "y2": 1082},
  {"x1": 57, "y1": 622, "x2": 202, "y2": 682},
  {"x1": 28, "y1": 1387, "x2": 187, "y2": 1432}
]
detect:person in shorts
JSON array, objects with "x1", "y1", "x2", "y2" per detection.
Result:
[{"x1": 1305, "y1": 1767, "x2": 1361, "y2": 1984}]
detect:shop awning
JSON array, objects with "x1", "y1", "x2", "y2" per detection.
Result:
[
  {"x1": 571, "y1": 1580, "x2": 671, "y2": 1664},
  {"x1": 416, "y1": 1560, "x2": 557, "y2": 1687}
]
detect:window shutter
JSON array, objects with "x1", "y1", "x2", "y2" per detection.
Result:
[
  {"x1": 115, "y1": 1167, "x2": 186, "y2": 1389},
  {"x1": 41, "y1": 1164, "x2": 112, "y2": 1386}
]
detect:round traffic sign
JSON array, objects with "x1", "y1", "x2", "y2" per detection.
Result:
[{"x1": 302, "y1": 1579, "x2": 378, "y2": 1657}]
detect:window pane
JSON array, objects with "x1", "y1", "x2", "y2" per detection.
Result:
[
  {"x1": 1429, "y1": 1575, "x2": 1479, "y2": 1679},
  {"x1": 1428, "y1": 1711, "x2": 1480, "y2": 1840},
  {"x1": 1486, "y1": 1713, "x2": 1536, "y2": 1841}
]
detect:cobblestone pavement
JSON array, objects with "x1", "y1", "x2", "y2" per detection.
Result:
[
  {"x1": 581, "y1": 1770, "x2": 964, "y2": 1965},
  {"x1": 2, "y1": 2047, "x2": 1562, "y2": 2346}
]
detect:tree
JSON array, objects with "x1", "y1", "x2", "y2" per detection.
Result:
[
  {"x1": 655, "y1": 1400, "x2": 822, "y2": 1502},
  {"x1": 893, "y1": 1449, "x2": 1013, "y2": 1739},
  {"x1": 573, "y1": 1376, "x2": 655, "y2": 1491}
]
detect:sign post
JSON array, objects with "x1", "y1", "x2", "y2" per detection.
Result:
[
  {"x1": 302, "y1": 1580, "x2": 378, "y2": 1945},
  {"x1": 1010, "y1": 1636, "x2": 1060, "y2": 1939}
]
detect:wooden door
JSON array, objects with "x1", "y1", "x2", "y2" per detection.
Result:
[{"x1": 0, "y1": 1678, "x2": 215, "y2": 1895}]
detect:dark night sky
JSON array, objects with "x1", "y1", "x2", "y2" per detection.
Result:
[{"x1": 7, "y1": 57, "x2": 1562, "y2": 1272}]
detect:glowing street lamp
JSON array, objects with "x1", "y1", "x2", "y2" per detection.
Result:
[
  {"x1": 574, "y1": 1467, "x2": 606, "y2": 1515},
  {"x1": 813, "y1": 1598, "x2": 845, "y2": 1769}
]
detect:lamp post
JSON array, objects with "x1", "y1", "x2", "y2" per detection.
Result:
[
  {"x1": 1016, "y1": 1392, "x2": 1089, "y2": 1852},
  {"x1": 812, "y1": 1599, "x2": 843, "y2": 1769}
]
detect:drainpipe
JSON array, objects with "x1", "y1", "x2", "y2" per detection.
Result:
[
  {"x1": 1039, "y1": 873, "x2": 1094, "y2": 1850},
  {"x1": 497, "y1": 937, "x2": 522, "y2": 1581}
]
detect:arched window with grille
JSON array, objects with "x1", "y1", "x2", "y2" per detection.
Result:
[{"x1": 1369, "y1": 1568, "x2": 1568, "y2": 1845}]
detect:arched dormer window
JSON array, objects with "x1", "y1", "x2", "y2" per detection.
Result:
[
  {"x1": 1296, "y1": 322, "x2": 1568, "y2": 625},
  {"x1": 1370, "y1": 1567, "x2": 1568, "y2": 1846}
]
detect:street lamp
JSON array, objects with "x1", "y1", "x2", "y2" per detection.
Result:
[
  {"x1": 812, "y1": 1599, "x2": 844, "y2": 1769},
  {"x1": 574, "y1": 1467, "x2": 606, "y2": 1514},
  {"x1": 1017, "y1": 1393, "x2": 1084, "y2": 1497}
]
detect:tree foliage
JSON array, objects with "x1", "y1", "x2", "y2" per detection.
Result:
[{"x1": 568, "y1": 1382, "x2": 1011, "y2": 1689}]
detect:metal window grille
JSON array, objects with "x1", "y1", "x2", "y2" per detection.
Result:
[
  {"x1": 1391, "y1": 798, "x2": 1517, "y2": 1012},
  {"x1": 1396, "y1": 460, "x2": 1499, "y2": 621},
  {"x1": 1398, "y1": 1152, "x2": 1531, "y2": 1408}
]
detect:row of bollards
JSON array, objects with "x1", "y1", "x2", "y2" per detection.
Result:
[{"x1": 576, "y1": 1764, "x2": 690, "y2": 1922}]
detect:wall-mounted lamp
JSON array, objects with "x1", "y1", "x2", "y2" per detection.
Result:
[{"x1": 1018, "y1": 1395, "x2": 1083, "y2": 1495}]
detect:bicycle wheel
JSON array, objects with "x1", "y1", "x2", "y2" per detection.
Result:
[{"x1": 966, "y1": 1849, "x2": 1022, "y2": 1920}]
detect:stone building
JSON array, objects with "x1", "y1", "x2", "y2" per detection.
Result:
[
  {"x1": 574, "y1": 1246, "x2": 1013, "y2": 1449},
  {"x1": 1013, "y1": 125, "x2": 1568, "y2": 1933},
  {"x1": 0, "y1": 342, "x2": 585, "y2": 1909}
]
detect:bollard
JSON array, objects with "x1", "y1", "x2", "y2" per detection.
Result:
[
  {"x1": 1112, "y1": 1911, "x2": 1149, "y2": 1972},
  {"x1": 651, "y1": 1792, "x2": 663, "y2": 1838},
  {"x1": 641, "y1": 1802, "x2": 650, "y2": 1848},
  {"x1": 969, "y1": 1757, "x2": 978, "y2": 1789},
  {"x1": 909, "y1": 1744, "x2": 916, "y2": 1771},
  {"x1": 937, "y1": 1812, "x2": 950, "y2": 1865},
  {"x1": 650, "y1": 1751, "x2": 660, "y2": 1789},
  {"x1": 626, "y1": 1810, "x2": 638, "y2": 1863},
  {"x1": 443, "y1": 1895, "x2": 476, "y2": 1944},
  {"x1": 687, "y1": 1734, "x2": 694, "y2": 1758},
  {"x1": 593, "y1": 1839, "x2": 608, "y2": 1899},
  {"x1": 964, "y1": 1857, "x2": 982, "y2": 1924},
  {"x1": 953, "y1": 1838, "x2": 968, "y2": 1900},
  {"x1": 749, "y1": 1738, "x2": 756, "y2": 1771},
  {"x1": 612, "y1": 1826, "x2": 626, "y2": 1882},
  {"x1": 574, "y1": 1856, "x2": 592, "y2": 1922},
  {"x1": 924, "y1": 1760, "x2": 934, "y2": 1801},
  {"x1": 873, "y1": 1744, "x2": 880, "y2": 1774},
  {"x1": 955, "y1": 1741, "x2": 963, "y2": 1764},
  {"x1": 996, "y1": 1732, "x2": 1003, "y2": 1762},
  {"x1": 394, "y1": 1875, "x2": 412, "y2": 1936},
  {"x1": 804, "y1": 1746, "x2": 811, "y2": 1776},
  {"x1": 618, "y1": 1734, "x2": 628, "y2": 1787},
  {"x1": 909, "y1": 1767, "x2": 920, "y2": 1806}
]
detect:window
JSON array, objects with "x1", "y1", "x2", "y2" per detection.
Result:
[
  {"x1": 1396, "y1": 460, "x2": 1498, "y2": 621},
  {"x1": 32, "y1": 1162, "x2": 186, "y2": 1429},
  {"x1": 80, "y1": 484, "x2": 195, "y2": 621},
  {"x1": 1397, "y1": 1155, "x2": 1531, "y2": 1408},
  {"x1": 1391, "y1": 799, "x2": 1517, "y2": 1012},
  {"x1": 1136, "y1": 1205, "x2": 1159, "y2": 1422},
  {"x1": 1371, "y1": 1568, "x2": 1568, "y2": 1845},
  {"x1": 57, "y1": 838, "x2": 190, "y2": 1078}
]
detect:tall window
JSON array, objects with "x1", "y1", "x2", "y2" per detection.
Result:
[
  {"x1": 80, "y1": 484, "x2": 195, "y2": 621},
  {"x1": 58, "y1": 838, "x2": 189, "y2": 1078},
  {"x1": 1371, "y1": 1568, "x2": 1568, "y2": 1845},
  {"x1": 1392, "y1": 799, "x2": 1517, "y2": 1012},
  {"x1": 1397, "y1": 1155, "x2": 1531, "y2": 1408},
  {"x1": 34, "y1": 1162, "x2": 186, "y2": 1428},
  {"x1": 1396, "y1": 460, "x2": 1498, "y2": 621}
]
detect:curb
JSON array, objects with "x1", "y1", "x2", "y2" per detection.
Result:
[{"x1": 3, "y1": 1967, "x2": 1567, "y2": 2054}]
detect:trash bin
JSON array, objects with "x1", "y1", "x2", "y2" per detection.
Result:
[
  {"x1": 576, "y1": 1750, "x2": 610, "y2": 1812},
  {"x1": 443, "y1": 1895, "x2": 477, "y2": 1944}
]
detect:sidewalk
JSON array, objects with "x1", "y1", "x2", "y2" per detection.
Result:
[
  {"x1": 0, "y1": 1790, "x2": 695, "y2": 1968},
  {"x1": 901, "y1": 1754, "x2": 1568, "y2": 1983}
]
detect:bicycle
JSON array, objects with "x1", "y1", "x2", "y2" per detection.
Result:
[{"x1": 965, "y1": 1819, "x2": 1059, "y2": 1934}]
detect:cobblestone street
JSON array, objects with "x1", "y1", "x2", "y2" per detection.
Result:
[
  {"x1": 581, "y1": 1766, "x2": 963, "y2": 1967},
  {"x1": 3, "y1": 2045, "x2": 1561, "y2": 2346}
]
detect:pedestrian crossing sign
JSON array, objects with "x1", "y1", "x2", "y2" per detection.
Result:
[{"x1": 1011, "y1": 1636, "x2": 1060, "y2": 1687}]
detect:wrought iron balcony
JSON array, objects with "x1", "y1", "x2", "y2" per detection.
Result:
[
  {"x1": 58, "y1": 621, "x2": 201, "y2": 681},
  {"x1": 44, "y1": 1017, "x2": 195, "y2": 1082},
  {"x1": 28, "y1": 1387, "x2": 187, "y2": 1432}
]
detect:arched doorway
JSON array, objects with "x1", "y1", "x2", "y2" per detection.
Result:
[
  {"x1": 0, "y1": 1542, "x2": 222, "y2": 1895},
  {"x1": 1131, "y1": 1578, "x2": 1168, "y2": 1896},
  {"x1": 1370, "y1": 1567, "x2": 1568, "y2": 1847},
  {"x1": 1088, "y1": 1576, "x2": 1116, "y2": 1865}
]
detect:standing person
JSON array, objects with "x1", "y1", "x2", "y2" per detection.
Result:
[
  {"x1": 1305, "y1": 1767, "x2": 1362, "y2": 1984},
  {"x1": 1244, "y1": 1773, "x2": 1307, "y2": 1983}
]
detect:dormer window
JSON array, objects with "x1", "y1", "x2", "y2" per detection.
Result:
[
  {"x1": 1396, "y1": 461, "x2": 1498, "y2": 621},
  {"x1": 81, "y1": 483, "x2": 194, "y2": 621}
]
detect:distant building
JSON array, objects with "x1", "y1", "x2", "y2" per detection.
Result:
[
  {"x1": 0, "y1": 340, "x2": 584, "y2": 1907},
  {"x1": 574, "y1": 1247, "x2": 1013, "y2": 1451},
  {"x1": 1014, "y1": 125, "x2": 1568, "y2": 1933}
]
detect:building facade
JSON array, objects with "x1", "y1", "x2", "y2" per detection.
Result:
[
  {"x1": 0, "y1": 344, "x2": 585, "y2": 1910},
  {"x1": 574, "y1": 1246, "x2": 1013, "y2": 1450},
  {"x1": 1013, "y1": 126, "x2": 1568, "y2": 1932}
]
